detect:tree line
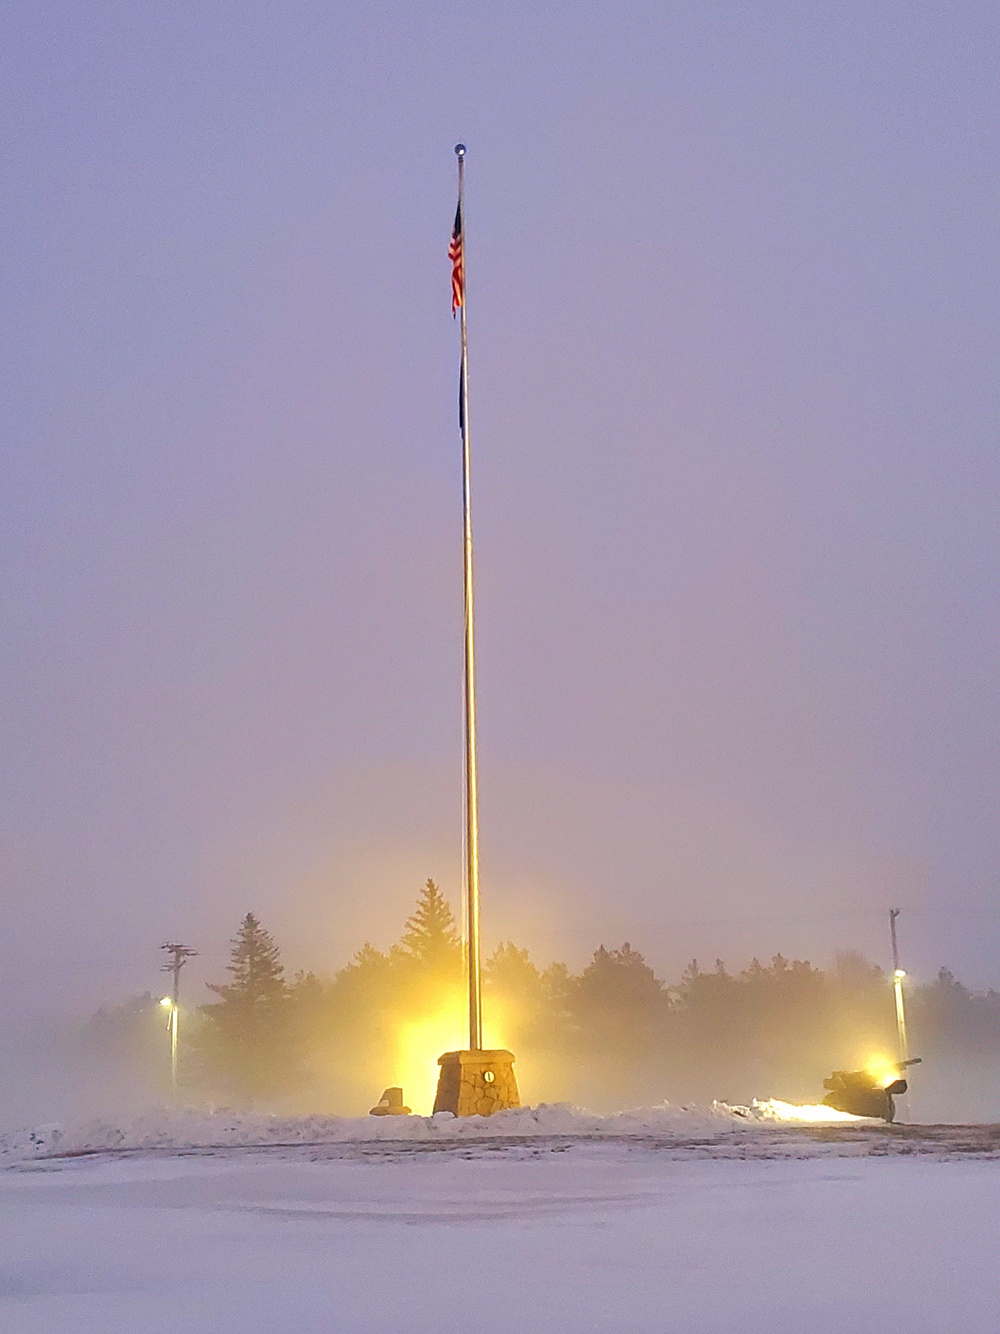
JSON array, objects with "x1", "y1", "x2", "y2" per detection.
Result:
[{"x1": 82, "y1": 880, "x2": 1000, "y2": 1116}]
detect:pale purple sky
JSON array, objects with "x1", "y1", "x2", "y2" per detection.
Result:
[{"x1": 1, "y1": 1, "x2": 997, "y2": 1017}]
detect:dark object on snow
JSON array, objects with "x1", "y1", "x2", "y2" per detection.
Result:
[
  {"x1": 822, "y1": 1058, "x2": 921, "y2": 1123},
  {"x1": 369, "y1": 1086, "x2": 412, "y2": 1116}
]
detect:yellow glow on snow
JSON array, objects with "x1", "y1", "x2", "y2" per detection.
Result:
[
  {"x1": 754, "y1": 1099, "x2": 865, "y2": 1123},
  {"x1": 392, "y1": 988, "x2": 508, "y2": 1115}
]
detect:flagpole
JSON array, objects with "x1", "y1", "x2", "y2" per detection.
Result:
[
  {"x1": 456, "y1": 142, "x2": 482, "y2": 1052},
  {"x1": 432, "y1": 145, "x2": 518, "y2": 1117}
]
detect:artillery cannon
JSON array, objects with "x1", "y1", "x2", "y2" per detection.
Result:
[{"x1": 822, "y1": 1057, "x2": 921, "y2": 1122}]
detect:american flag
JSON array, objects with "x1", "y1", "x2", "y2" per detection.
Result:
[{"x1": 449, "y1": 202, "x2": 464, "y2": 315}]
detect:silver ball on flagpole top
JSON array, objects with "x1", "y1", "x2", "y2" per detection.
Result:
[{"x1": 455, "y1": 143, "x2": 466, "y2": 157}]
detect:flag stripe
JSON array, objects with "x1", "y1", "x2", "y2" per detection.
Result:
[{"x1": 449, "y1": 202, "x2": 464, "y2": 315}]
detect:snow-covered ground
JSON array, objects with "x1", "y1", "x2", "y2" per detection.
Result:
[
  {"x1": 0, "y1": 1101, "x2": 748, "y2": 1164},
  {"x1": 2, "y1": 1108, "x2": 998, "y2": 1332}
]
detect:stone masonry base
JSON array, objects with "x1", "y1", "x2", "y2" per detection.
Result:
[{"x1": 432, "y1": 1049, "x2": 520, "y2": 1117}]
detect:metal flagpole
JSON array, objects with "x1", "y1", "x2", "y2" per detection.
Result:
[{"x1": 456, "y1": 142, "x2": 482, "y2": 1051}]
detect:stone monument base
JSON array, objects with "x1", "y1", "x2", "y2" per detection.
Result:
[{"x1": 432, "y1": 1049, "x2": 519, "y2": 1117}]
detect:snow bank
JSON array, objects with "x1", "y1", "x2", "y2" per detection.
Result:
[{"x1": 0, "y1": 1100, "x2": 752, "y2": 1164}]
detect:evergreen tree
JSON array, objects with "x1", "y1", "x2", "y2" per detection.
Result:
[
  {"x1": 485, "y1": 943, "x2": 542, "y2": 1000},
  {"x1": 485, "y1": 943, "x2": 549, "y2": 1047},
  {"x1": 199, "y1": 913, "x2": 292, "y2": 1105},
  {"x1": 327, "y1": 943, "x2": 396, "y2": 1025},
  {"x1": 676, "y1": 958, "x2": 737, "y2": 1041},
  {"x1": 562, "y1": 943, "x2": 670, "y2": 1109},
  {"x1": 541, "y1": 961, "x2": 574, "y2": 1022},
  {"x1": 574, "y1": 943, "x2": 664, "y2": 1029},
  {"x1": 397, "y1": 880, "x2": 461, "y2": 971},
  {"x1": 213, "y1": 913, "x2": 286, "y2": 1005}
]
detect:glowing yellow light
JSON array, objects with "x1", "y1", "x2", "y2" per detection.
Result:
[
  {"x1": 391, "y1": 985, "x2": 508, "y2": 1116},
  {"x1": 394, "y1": 1010, "x2": 461, "y2": 1116},
  {"x1": 863, "y1": 1054, "x2": 903, "y2": 1089},
  {"x1": 159, "y1": 996, "x2": 173, "y2": 1009},
  {"x1": 754, "y1": 1099, "x2": 865, "y2": 1123},
  {"x1": 894, "y1": 969, "x2": 906, "y2": 980}
]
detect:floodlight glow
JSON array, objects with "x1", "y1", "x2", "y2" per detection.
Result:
[
  {"x1": 864, "y1": 1055, "x2": 900, "y2": 1087},
  {"x1": 393, "y1": 987, "x2": 508, "y2": 1114},
  {"x1": 160, "y1": 996, "x2": 173, "y2": 1009},
  {"x1": 754, "y1": 1099, "x2": 863, "y2": 1123}
]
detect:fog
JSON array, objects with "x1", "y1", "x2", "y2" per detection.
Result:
[
  {"x1": 7, "y1": 895, "x2": 1000, "y2": 1130},
  {"x1": 1, "y1": 2, "x2": 997, "y2": 1127}
]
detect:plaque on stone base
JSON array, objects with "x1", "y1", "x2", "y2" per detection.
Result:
[{"x1": 433, "y1": 1049, "x2": 519, "y2": 1117}]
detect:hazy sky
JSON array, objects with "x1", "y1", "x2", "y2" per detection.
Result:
[{"x1": 2, "y1": 1, "x2": 997, "y2": 1019}]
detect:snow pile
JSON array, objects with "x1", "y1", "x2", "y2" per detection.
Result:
[{"x1": 0, "y1": 1100, "x2": 753, "y2": 1164}]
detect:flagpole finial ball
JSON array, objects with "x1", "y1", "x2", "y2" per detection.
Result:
[{"x1": 455, "y1": 143, "x2": 466, "y2": 157}]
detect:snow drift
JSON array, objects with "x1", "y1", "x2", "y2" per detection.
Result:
[{"x1": 1, "y1": 1100, "x2": 767, "y2": 1164}]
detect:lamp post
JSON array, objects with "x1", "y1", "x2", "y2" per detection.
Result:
[
  {"x1": 892, "y1": 968, "x2": 909, "y2": 1064},
  {"x1": 159, "y1": 942, "x2": 196, "y2": 1100},
  {"x1": 889, "y1": 909, "x2": 909, "y2": 1063},
  {"x1": 159, "y1": 996, "x2": 178, "y2": 1095}
]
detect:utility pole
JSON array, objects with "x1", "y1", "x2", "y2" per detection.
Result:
[{"x1": 160, "y1": 943, "x2": 197, "y2": 1097}]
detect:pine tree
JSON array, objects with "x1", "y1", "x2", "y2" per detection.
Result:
[
  {"x1": 397, "y1": 879, "x2": 461, "y2": 971},
  {"x1": 485, "y1": 943, "x2": 549, "y2": 1047},
  {"x1": 573, "y1": 943, "x2": 665, "y2": 1037},
  {"x1": 212, "y1": 912, "x2": 287, "y2": 1009},
  {"x1": 199, "y1": 913, "x2": 292, "y2": 1105}
]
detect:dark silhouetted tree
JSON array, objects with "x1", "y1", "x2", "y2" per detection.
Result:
[
  {"x1": 397, "y1": 880, "x2": 461, "y2": 972},
  {"x1": 486, "y1": 943, "x2": 541, "y2": 998},
  {"x1": 485, "y1": 943, "x2": 548, "y2": 1046},
  {"x1": 199, "y1": 913, "x2": 293, "y2": 1106},
  {"x1": 572, "y1": 943, "x2": 666, "y2": 1052},
  {"x1": 562, "y1": 943, "x2": 669, "y2": 1108}
]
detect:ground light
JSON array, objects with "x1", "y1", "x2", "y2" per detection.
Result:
[
  {"x1": 753, "y1": 1099, "x2": 863, "y2": 1123},
  {"x1": 397, "y1": 996, "x2": 510, "y2": 1115}
]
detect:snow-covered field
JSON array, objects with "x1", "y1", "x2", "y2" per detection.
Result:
[{"x1": 2, "y1": 1106, "x2": 998, "y2": 1332}]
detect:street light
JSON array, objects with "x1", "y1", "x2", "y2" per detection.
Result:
[
  {"x1": 892, "y1": 970, "x2": 909, "y2": 1063},
  {"x1": 888, "y1": 911, "x2": 909, "y2": 1065},
  {"x1": 160, "y1": 996, "x2": 178, "y2": 1095},
  {"x1": 158, "y1": 943, "x2": 196, "y2": 1102}
]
